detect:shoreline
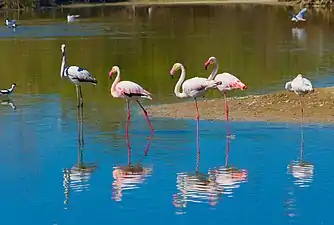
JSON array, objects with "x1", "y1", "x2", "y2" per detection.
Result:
[
  {"x1": 59, "y1": 0, "x2": 294, "y2": 9},
  {"x1": 147, "y1": 87, "x2": 334, "y2": 124}
]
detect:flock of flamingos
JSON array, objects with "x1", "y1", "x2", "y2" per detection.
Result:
[
  {"x1": 1, "y1": 7, "x2": 313, "y2": 206},
  {"x1": 0, "y1": 42, "x2": 315, "y2": 206}
]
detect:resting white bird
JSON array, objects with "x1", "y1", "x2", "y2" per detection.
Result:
[
  {"x1": 5, "y1": 18, "x2": 17, "y2": 28},
  {"x1": 67, "y1": 14, "x2": 80, "y2": 22},
  {"x1": 291, "y1": 8, "x2": 307, "y2": 22},
  {"x1": 0, "y1": 83, "x2": 16, "y2": 96},
  {"x1": 285, "y1": 74, "x2": 314, "y2": 124},
  {"x1": 60, "y1": 44, "x2": 97, "y2": 108}
]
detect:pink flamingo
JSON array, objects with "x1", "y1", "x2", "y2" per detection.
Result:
[
  {"x1": 204, "y1": 56, "x2": 247, "y2": 122},
  {"x1": 170, "y1": 62, "x2": 222, "y2": 120},
  {"x1": 109, "y1": 66, "x2": 154, "y2": 134}
]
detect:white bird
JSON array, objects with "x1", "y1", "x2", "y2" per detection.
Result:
[
  {"x1": 109, "y1": 65, "x2": 154, "y2": 134},
  {"x1": 204, "y1": 56, "x2": 247, "y2": 122},
  {"x1": 67, "y1": 14, "x2": 80, "y2": 22},
  {"x1": 5, "y1": 18, "x2": 17, "y2": 28},
  {"x1": 285, "y1": 74, "x2": 314, "y2": 124},
  {"x1": 291, "y1": 8, "x2": 307, "y2": 22},
  {"x1": 0, "y1": 83, "x2": 16, "y2": 96},
  {"x1": 170, "y1": 63, "x2": 221, "y2": 120},
  {"x1": 60, "y1": 44, "x2": 97, "y2": 108}
]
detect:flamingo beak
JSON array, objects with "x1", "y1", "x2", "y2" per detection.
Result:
[
  {"x1": 204, "y1": 61, "x2": 210, "y2": 70},
  {"x1": 170, "y1": 69, "x2": 174, "y2": 79},
  {"x1": 109, "y1": 71, "x2": 114, "y2": 78}
]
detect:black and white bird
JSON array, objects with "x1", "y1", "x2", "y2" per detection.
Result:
[
  {"x1": 291, "y1": 8, "x2": 307, "y2": 23},
  {"x1": 5, "y1": 18, "x2": 17, "y2": 28},
  {"x1": 60, "y1": 44, "x2": 97, "y2": 108},
  {"x1": 0, "y1": 83, "x2": 16, "y2": 96}
]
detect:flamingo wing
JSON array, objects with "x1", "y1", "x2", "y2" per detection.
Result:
[
  {"x1": 182, "y1": 77, "x2": 218, "y2": 95},
  {"x1": 215, "y1": 73, "x2": 247, "y2": 91},
  {"x1": 116, "y1": 81, "x2": 152, "y2": 99},
  {"x1": 64, "y1": 66, "x2": 97, "y2": 84}
]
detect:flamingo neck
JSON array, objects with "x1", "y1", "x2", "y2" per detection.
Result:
[
  {"x1": 208, "y1": 61, "x2": 219, "y2": 80},
  {"x1": 111, "y1": 68, "x2": 121, "y2": 97},
  {"x1": 174, "y1": 64, "x2": 188, "y2": 98},
  {"x1": 60, "y1": 51, "x2": 66, "y2": 79},
  {"x1": 8, "y1": 85, "x2": 16, "y2": 93}
]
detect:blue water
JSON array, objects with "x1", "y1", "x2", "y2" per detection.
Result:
[{"x1": 0, "y1": 94, "x2": 332, "y2": 225}]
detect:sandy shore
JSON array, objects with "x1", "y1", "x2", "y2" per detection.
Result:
[
  {"x1": 60, "y1": 0, "x2": 293, "y2": 9},
  {"x1": 147, "y1": 87, "x2": 334, "y2": 124}
]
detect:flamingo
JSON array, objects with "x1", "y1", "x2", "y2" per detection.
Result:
[
  {"x1": 5, "y1": 18, "x2": 17, "y2": 28},
  {"x1": 108, "y1": 65, "x2": 154, "y2": 134},
  {"x1": 67, "y1": 14, "x2": 80, "y2": 22},
  {"x1": 0, "y1": 83, "x2": 16, "y2": 96},
  {"x1": 291, "y1": 8, "x2": 307, "y2": 22},
  {"x1": 60, "y1": 44, "x2": 97, "y2": 108},
  {"x1": 285, "y1": 74, "x2": 314, "y2": 125},
  {"x1": 170, "y1": 63, "x2": 222, "y2": 121},
  {"x1": 204, "y1": 56, "x2": 247, "y2": 122}
]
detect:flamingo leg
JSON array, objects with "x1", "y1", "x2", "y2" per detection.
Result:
[
  {"x1": 126, "y1": 106, "x2": 131, "y2": 167},
  {"x1": 126, "y1": 100, "x2": 131, "y2": 121},
  {"x1": 136, "y1": 100, "x2": 154, "y2": 134},
  {"x1": 223, "y1": 92, "x2": 229, "y2": 122},
  {"x1": 194, "y1": 97, "x2": 199, "y2": 120}
]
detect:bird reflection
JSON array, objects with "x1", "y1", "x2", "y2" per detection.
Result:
[
  {"x1": 63, "y1": 107, "x2": 97, "y2": 206},
  {"x1": 208, "y1": 123, "x2": 248, "y2": 198},
  {"x1": 292, "y1": 27, "x2": 307, "y2": 42},
  {"x1": 173, "y1": 120, "x2": 223, "y2": 209},
  {"x1": 112, "y1": 118, "x2": 153, "y2": 202},
  {"x1": 287, "y1": 123, "x2": 314, "y2": 188},
  {"x1": 0, "y1": 97, "x2": 16, "y2": 110}
]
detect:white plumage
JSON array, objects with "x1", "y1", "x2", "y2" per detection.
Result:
[
  {"x1": 67, "y1": 14, "x2": 80, "y2": 22},
  {"x1": 60, "y1": 44, "x2": 97, "y2": 108},
  {"x1": 285, "y1": 74, "x2": 314, "y2": 96},
  {"x1": 0, "y1": 83, "x2": 16, "y2": 96},
  {"x1": 291, "y1": 8, "x2": 307, "y2": 22}
]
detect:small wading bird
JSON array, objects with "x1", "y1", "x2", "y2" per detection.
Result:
[
  {"x1": 67, "y1": 14, "x2": 80, "y2": 22},
  {"x1": 109, "y1": 66, "x2": 154, "y2": 134},
  {"x1": 5, "y1": 18, "x2": 17, "y2": 28},
  {"x1": 204, "y1": 57, "x2": 247, "y2": 122},
  {"x1": 170, "y1": 63, "x2": 222, "y2": 121},
  {"x1": 285, "y1": 74, "x2": 314, "y2": 124},
  {"x1": 291, "y1": 8, "x2": 307, "y2": 23},
  {"x1": 0, "y1": 83, "x2": 16, "y2": 96},
  {"x1": 60, "y1": 44, "x2": 97, "y2": 108}
]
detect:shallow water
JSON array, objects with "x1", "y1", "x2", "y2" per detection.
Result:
[{"x1": 0, "y1": 4, "x2": 334, "y2": 225}]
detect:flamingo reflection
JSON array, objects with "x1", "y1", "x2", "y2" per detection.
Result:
[
  {"x1": 173, "y1": 120, "x2": 223, "y2": 208},
  {"x1": 208, "y1": 123, "x2": 248, "y2": 198},
  {"x1": 287, "y1": 123, "x2": 314, "y2": 188},
  {"x1": 63, "y1": 107, "x2": 97, "y2": 206},
  {"x1": 112, "y1": 119, "x2": 153, "y2": 202}
]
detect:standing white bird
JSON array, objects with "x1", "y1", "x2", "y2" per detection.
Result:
[
  {"x1": 0, "y1": 83, "x2": 16, "y2": 96},
  {"x1": 67, "y1": 14, "x2": 80, "y2": 22},
  {"x1": 60, "y1": 44, "x2": 97, "y2": 108},
  {"x1": 285, "y1": 74, "x2": 314, "y2": 124},
  {"x1": 170, "y1": 63, "x2": 222, "y2": 120},
  {"x1": 291, "y1": 8, "x2": 307, "y2": 22},
  {"x1": 109, "y1": 65, "x2": 154, "y2": 134},
  {"x1": 5, "y1": 18, "x2": 17, "y2": 28},
  {"x1": 204, "y1": 56, "x2": 247, "y2": 122}
]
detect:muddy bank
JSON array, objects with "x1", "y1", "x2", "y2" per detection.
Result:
[{"x1": 147, "y1": 87, "x2": 334, "y2": 124}]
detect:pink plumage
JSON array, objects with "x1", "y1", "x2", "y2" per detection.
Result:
[
  {"x1": 214, "y1": 73, "x2": 247, "y2": 92},
  {"x1": 109, "y1": 66, "x2": 154, "y2": 134}
]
